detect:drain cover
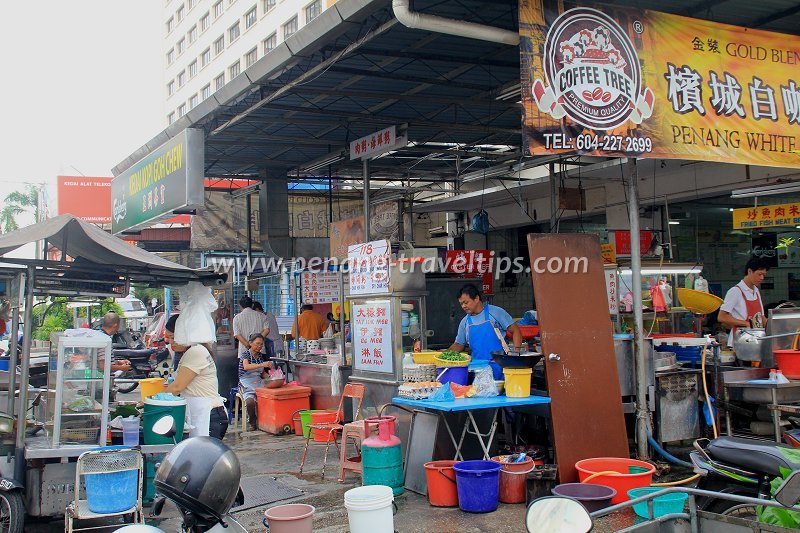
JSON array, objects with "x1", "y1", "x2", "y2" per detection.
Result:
[{"x1": 231, "y1": 476, "x2": 304, "y2": 513}]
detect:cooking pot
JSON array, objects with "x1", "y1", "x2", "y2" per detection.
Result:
[{"x1": 733, "y1": 328, "x2": 765, "y2": 362}]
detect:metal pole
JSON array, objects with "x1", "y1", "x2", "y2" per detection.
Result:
[
  {"x1": 628, "y1": 159, "x2": 649, "y2": 459},
  {"x1": 338, "y1": 270, "x2": 346, "y2": 365},
  {"x1": 14, "y1": 266, "x2": 35, "y2": 482},
  {"x1": 6, "y1": 304, "x2": 20, "y2": 416},
  {"x1": 246, "y1": 193, "x2": 253, "y2": 274},
  {"x1": 549, "y1": 162, "x2": 557, "y2": 232},
  {"x1": 363, "y1": 159, "x2": 370, "y2": 240}
]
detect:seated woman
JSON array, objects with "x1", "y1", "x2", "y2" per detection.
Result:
[{"x1": 238, "y1": 333, "x2": 275, "y2": 431}]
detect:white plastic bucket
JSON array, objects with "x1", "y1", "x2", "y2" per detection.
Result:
[{"x1": 344, "y1": 485, "x2": 395, "y2": 533}]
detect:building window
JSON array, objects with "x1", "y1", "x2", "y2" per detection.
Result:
[
  {"x1": 245, "y1": 47, "x2": 257, "y2": 67},
  {"x1": 229, "y1": 21, "x2": 240, "y2": 42},
  {"x1": 189, "y1": 94, "x2": 199, "y2": 109},
  {"x1": 166, "y1": 48, "x2": 175, "y2": 65},
  {"x1": 215, "y1": 72, "x2": 225, "y2": 91},
  {"x1": 305, "y1": 0, "x2": 321, "y2": 23},
  {"x1": 283, "y1": 16, "x2": 298, "y2": 39},
  {"x1": 168, "y1": 112, "x2": 176, "y2": 124},
  {"x1": 188, "y1": 25, "x2": 197, "y2": 44},
  {"x1": 166, "y1": 16, "x2": 174, "y2": 34},
  {"x1": 262, "y1": 0, "x2": 276, "y2": 13},
  {"x1": 200, "y1": 12, "x2": 210, "y2": 32},
  {"x1": 187, "y1": 0, "x2": 196, "y2": 10},
  {"x1": 201, "y1": 47, "x2": 211, "y2": 67},
  {"x1": 245, "y1": 6, "x2": 257, "y2": 29},
  {"x1": 213, "y1": 0, "x2": 223, "y2": 18},
  {"x1": 177, "y1": 37, "x2": 185, "y2": 55},
  {"x1": 202, "y1": 84, "x2": 212, "y2": 100},
  {"x1": 167, "y1": 80, "x2": 175, "y2": 96},
  {"x1": 214, "y1": 35, "x2": 225, "y2": 55},
  {"x1": 228, "y1": 0, "x2": 236, "y2": 4},
  {"x1": 263, "y1": 33, "x2": 276, "y2": 54},
  {"x1": 177, "y1": 70, "x2": 186, "y2": 87},
  {"x1": 178, "y1": 103, "x2": 187, "y2": 117},
  {"x1": 176, "y1": 4, "x2": 184, "y2": 22},
  {"x1": 229, "y1": 60, "x2": 241, "y2": 79},
  {"x1": 189, "y1": 60, "x2": 197, "y2": 78}
]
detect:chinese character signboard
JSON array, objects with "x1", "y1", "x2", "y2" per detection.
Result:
[
  {"x1": 301, "y1": 272, "x2": 340, "y2": 304},
  {"x1": 601, "y1": 243, "x2": 617, "y2": 264},
  {"x1": 613, "y1": 230, "x2": 653, "y2": 256},
  {"x1": 444, "y1": 249, "x2": 494, "y2": 295},
  {"x1": 349, "y1": 126, "x2": 408, "y2": 160},
  {"x1": 348, "y1": 240, "x2": 391, "y2": 295},
  {"x1": 521, "y1": 1, "x2": 800, "y2": 168},
  {"x1": 352, "y1": 300, "x2": 394, "y2": 373},
  {"x1": 732, "y1": 202, "x2": 800, "y2": 230},
  {"x1": 111, "y1": 128, "x2": 205, "y2": 234},
  {"x1": 605, "y1": 267, "x2": 619, "y2": 314}
]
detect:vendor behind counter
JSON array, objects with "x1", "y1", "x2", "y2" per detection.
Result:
[{"x1": 448, "y1": 284, "x2": 522, "y2": 380}]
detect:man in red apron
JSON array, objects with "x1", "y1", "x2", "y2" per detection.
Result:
[
  {"x1": 718, "y1": 257, "x2": 770, "y2": 348},
  {"x1": 448, "y1": 284, "x2": 523, "y2": 379}
]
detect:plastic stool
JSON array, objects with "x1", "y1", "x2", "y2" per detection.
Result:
[
  {"x1": 227, "y1": 388, "x2": 238, "y2": 423},
  {"x1": 230, "y1": 389, "x2": 247, "y2": 434},
  {"x1": 337, "y1": 421, "x2": 365, "y2": 482}
]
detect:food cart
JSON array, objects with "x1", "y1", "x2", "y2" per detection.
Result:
[{"x1": 0, "y1": 215, "x2": 225, "y2": 525}]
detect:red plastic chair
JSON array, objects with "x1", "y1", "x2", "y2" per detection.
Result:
[{"x1": 299, "y1": 382, "x2": 365, "y2": 479}]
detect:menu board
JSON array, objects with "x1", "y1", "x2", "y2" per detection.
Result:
[
  {"x1": 348, "y1": 240, "x2": 391, "y2": 295},
  {"x1": 352, "y1": 300, "x2": 393, "y2": 373},
  {"x1": 301, "y1": 272, "x2": 340, "y2": 304}
]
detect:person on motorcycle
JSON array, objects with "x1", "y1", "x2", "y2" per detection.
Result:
[
  {"x1": 238, "y1": 333, "x2": 275, "y2": 431},
  {"x1": 164, "y1": 314, "x2": 228, "y2": 439},
  {"x1": 98, "y1": 312, "x2": 132, "y2": 373}
]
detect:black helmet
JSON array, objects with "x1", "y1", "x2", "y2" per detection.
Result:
[{"x1": 154, "y1": 436, "x2": 241, "y2": 521}]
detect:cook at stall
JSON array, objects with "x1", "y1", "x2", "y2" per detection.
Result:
[
  {"x1": 718, "y1": 257, "x2": 769, "y2": 347},
  {"x1": 447, "y1": 284, "x2": 522, "y2": 379}
]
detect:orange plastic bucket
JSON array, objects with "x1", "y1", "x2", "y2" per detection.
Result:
[
  {"x1": 424, "y1": 461, "x2": 459, "y2": 507},
  {"x1": 310, "y1": 411, "x2": 338, "y2": 442},
  {"x1": 575, "y1": 457, "x2": 655, "y2": 504},
  {"x1": 291, "y1": 410, "x2": 304, "y2": 436},
  {"x1": 492, "y1": 456, "x2": 535, "y2": 504}
]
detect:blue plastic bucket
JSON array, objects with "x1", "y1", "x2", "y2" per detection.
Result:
[
  {"x1": 453, "y1": 460, "x2": 501, "y2": 513},
  {"x1": 438, "y1": 366, "x2": 469, "y2": 386},
  {"x1": 84, "y1": 446, "x2": 139, "y2": 514}
]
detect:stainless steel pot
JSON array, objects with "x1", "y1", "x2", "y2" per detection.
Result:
[{"x1": 733, "y1": 328, "x2": 766, "y2": 361}]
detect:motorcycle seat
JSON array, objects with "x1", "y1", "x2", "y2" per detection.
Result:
[
  {"x1": 706, "y1": 436, "x2": 800, "y2": 477},
  {"x1": 113, "y1": 348, "x2": 155, "y2": 358}
]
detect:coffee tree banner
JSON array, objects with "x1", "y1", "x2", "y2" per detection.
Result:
[{"x1": 521, "y1": 0, "x2": 800, "y2": 168}]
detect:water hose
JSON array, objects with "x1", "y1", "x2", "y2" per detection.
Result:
[{"x1": 700, "y1": 341, "x2": 718, "y2": 438}]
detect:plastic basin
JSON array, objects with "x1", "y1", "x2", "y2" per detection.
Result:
[
  {"x1": 775, "y1": 349, "x2": 800, "y2": 379},
  {"x1": 552, "y1": 483, "x2": 616, "y2": 512},
  {"x1": 628, "y1": 487, "x2": 689, "y2": 518},
  {"x1": 575, "y1": 457, "x2": 655, "y2": 504}
]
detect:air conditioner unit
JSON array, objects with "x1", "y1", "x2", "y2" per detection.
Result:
[{"x1": 428, "y1": 226, "x2": 447, "y2": 237}]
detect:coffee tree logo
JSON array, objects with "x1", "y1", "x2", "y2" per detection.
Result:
[{"x1": 532, "y1": 8, "x2": 654, "y2": 130}]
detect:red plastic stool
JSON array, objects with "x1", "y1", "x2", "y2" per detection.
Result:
[{"x1": 338, "y1": 421, "x2": 366, "y2": 482}]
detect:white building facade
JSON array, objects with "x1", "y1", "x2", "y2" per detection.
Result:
[{"x1": 163, "y1": 0, "x2": 332, "y2": 126}]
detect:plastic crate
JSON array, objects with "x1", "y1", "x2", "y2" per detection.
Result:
[{"x1": 654, "y1": 344, "x2": 703, "y2": 363}]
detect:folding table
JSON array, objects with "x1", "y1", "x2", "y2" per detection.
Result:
[{"x1": 391, "y1": 395, "x2": 551, "y2": 460}]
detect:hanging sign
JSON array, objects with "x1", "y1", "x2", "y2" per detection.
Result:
[
  {"x1": 444, "y1": 249, "x2": 495, "y2": 295},
  {"x1": 521, "y1": 1, "x2": 800, "y2": 168},
  {"x1": 601, "y1": 243, "x2": 617, "y2": 264},
  {"x1": 605, "y1": 267, "x2": 619, "y2": 314},
  {"x1": 732, "y1": 202, "x2": 800, "y2": 229},
  {"x1": 348, "y1": 240, "x2": 391, "y2": 295},
  {"x1": 352, "y1": 300, "x2": 394, "y2": 373},
  {"x1": 301, "y1": 272, "x2": 340, "y2": 304},
  {"x1": 349, "y1": 126, "x2": 408, "y2": 160},
  {"x1": 613, "y1": 230, "x2": 653, "y2": 256}
]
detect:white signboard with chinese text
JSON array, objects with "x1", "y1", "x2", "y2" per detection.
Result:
[
  {"x1": 353, "y1": 300, "x2": 394, "y2": 373},
  {"x1": 604, "y1": 267, "x2": 619, "y2": 315},
  {"x1": 348, "y1": 240, "x2": 391, "y2": 295},
  {"x1": 349, "y1": 126, "x2": 408, "y2": 160},
  {"x1": 301, "y1": 272, "x2": 340, "y2": 304}
]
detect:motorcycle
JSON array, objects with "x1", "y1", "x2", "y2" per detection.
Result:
[
  {"x1": 690, "y1": 435, "x2": 800, "y2": 516},
  {"x1": 112, "y1": 330, "x2": 171, "y2": 393},
  {"x1": 148, "y1": 416, "x2": 246, "y2": 533}
]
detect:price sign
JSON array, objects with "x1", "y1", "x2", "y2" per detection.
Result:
[
  {"x1": 348, "y1": 240, "x2": 391, "y2": 295},
  {"x1": 301, "y1": 272, "x2": 340, "y2": 304},
  {"x1": 352, "y1": 300, "x2": 393, "y2": 373}
]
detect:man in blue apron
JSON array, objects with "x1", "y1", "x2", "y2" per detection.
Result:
[{"x1": 448, "y1": 284, "x2": 523, "y2": 380}]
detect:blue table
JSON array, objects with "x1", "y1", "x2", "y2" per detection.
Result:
[{"x1": 392, "y1": 395, "x2": 551, "y2": 460}]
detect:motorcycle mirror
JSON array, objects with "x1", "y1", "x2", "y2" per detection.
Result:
[
  {"x1": 525, "y1": 497, "x2": 592, "y2": 533},
  {"x1": 149, "y1": 495, "x2": 167, "y2": 517},
  {"x1": 775, "y1": 470, "x2": 800, "y2": 507},
  {"x1": 152, "y1": 415, "x2": 177, "y2": 438},
  {"x1": 114, "y1": 526, "x2": 165, "y2": 533}
]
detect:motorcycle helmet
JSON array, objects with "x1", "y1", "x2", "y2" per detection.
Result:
[{"x1": 154, "y1": 436, "x2": 241, "y2": 521}]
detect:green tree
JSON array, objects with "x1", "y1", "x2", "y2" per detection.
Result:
[{"x1": 0, "y1": 184, "x2": 40, "y2": 233}]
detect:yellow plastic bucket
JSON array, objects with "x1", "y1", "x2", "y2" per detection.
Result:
[
  {"x1": 140, "y1": 378, "x2": 166, "y2": 402},
  {"x1": 503, "y1": 368, "x2": 532, "y2": 398}
]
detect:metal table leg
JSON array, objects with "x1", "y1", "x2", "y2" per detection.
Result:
[
  {"x1": 465, "y1": 409, "x2": 498, "y2": 460},
  {"x1": 772, "y1": 387, "x2": 781, "y2": 443}
]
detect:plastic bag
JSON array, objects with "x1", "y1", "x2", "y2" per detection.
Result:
[
  {"x1": 174, "y1": 282, "x2": 218, "y2": 345},
  {"x1": 473, "y1": 366, "x2": 499, "y2": 397},
  {"x1": 268, "y1": 366, "x2": 284, "y2": 380},
  {"x1": 428, "y1": 382, "x2": 455, "y2": 402},
  {"x1": 450, "y1": 382, "x2": 476, "y2": 398}
]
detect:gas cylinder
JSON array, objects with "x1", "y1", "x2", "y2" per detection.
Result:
[{"x1": 362, "y1": 416, "x2": 404, "y2": 495}]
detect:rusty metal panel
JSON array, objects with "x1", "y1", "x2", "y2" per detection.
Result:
[{"x1": 528, "y1": 233, "x2": 628, "y2": 482}]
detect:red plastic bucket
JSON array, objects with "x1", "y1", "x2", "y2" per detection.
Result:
[
  {"x1": 575, "y1": 457, "x2": 655, "y2": 504},
  {"x1": 491, "y1": 456, "x2": 534, "y2": 504},
  {"x1": 310, "y1": 411, "x2": 338, "y2": 443},
  {"x1": 291, "y1": 410, "x2": 304, "y2": 436},
  {"x1": 424, "y1": 461, "x2": 459, "y2": 507},
  {"x1": 775, "y1": 350, "x2": 800, "y2": 379}
]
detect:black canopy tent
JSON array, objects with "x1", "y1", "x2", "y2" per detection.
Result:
[{"x1": 0, "y1": 214, "x2": 226, "y2": 481}]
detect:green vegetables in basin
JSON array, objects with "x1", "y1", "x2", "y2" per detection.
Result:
[{"x1": 438, "y1": 351, "x2": 467, "y2": 361}]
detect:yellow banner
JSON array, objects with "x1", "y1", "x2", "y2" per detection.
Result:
[
  {"x1": 521, "y1": 1, "x2": 800, "y2": 168},
  {"x1": 732, "y1": 202, "x2": 800, "y2": 229},
  {"x1": 601, "y1": 243, "x2": 617, "y2": 264}
]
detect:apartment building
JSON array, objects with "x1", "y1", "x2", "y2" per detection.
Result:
[{"x1": 163, "y1": 0, "x2": 334, "y2": 126}]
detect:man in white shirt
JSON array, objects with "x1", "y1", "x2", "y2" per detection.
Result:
[
  {"x1": 232, "y1": 295, "x2": 269, "y2": 356},
  {"x1": 718, "y1": 257, "x2": 770, "y2": 346}
]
